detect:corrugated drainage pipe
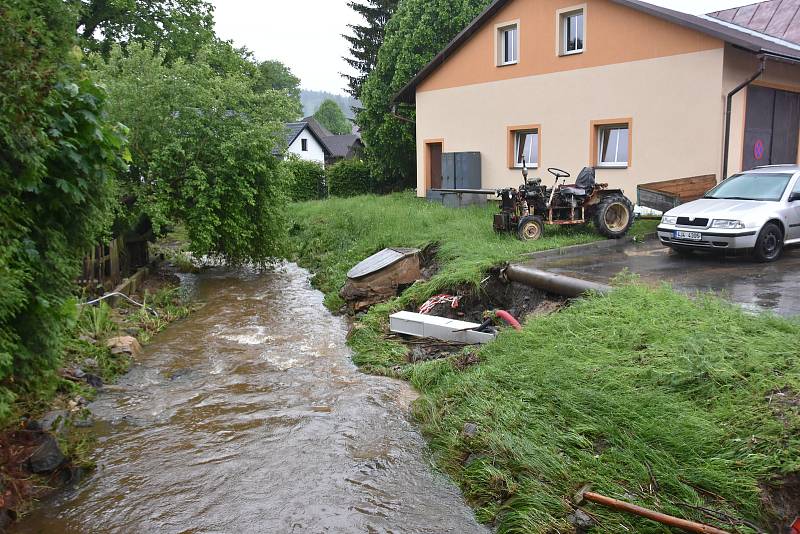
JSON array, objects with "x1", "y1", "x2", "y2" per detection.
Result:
[{"x1": 504, "y1": 265, "x2": 611, "y2": 298}]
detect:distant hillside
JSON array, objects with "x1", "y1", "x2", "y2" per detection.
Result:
[{"x1": 301, "y1": 90, "x2": 361, "y2": 120}]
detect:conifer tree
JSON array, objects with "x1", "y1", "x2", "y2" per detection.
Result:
[{"x1": 342, "y1": 0, "x2": 399, "y2": 99}]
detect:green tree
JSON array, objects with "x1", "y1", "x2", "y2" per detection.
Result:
[
  {"x1": 314, "y1": 99, "x2": 351, "y2": 135},
  {"x1": 359, "y1": 0, "x2": 490, "y2": 189},
  {"x1": 70, "y1": 0, "x2": 215, "y2": 60},
  {"x1": 92, "y1": 43, "x2": 298, "y2": 266},
  {"x1": 343, "y1": 0, "x2": 399, "y2": 99},
  {"x1": 254, "y1": 59, "x2": 302, "y2": 117},
  {"x1": 1, "y1": 0, "x2": 128, "y2": 422}
]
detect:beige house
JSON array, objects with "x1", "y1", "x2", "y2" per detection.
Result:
[{"x1": 395, "y1": 0, "x2": 800, "y2": 201}]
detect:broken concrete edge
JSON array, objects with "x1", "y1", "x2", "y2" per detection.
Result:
[{"x1": 521, "y1": 232, "x2": 658, "y2": 262}]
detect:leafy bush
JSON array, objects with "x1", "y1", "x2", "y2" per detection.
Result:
[
  {"x1": 328, "y1": 159, "x2": 374, "y2": 197},
  {"x1": 284, "y1": 158, "x2": 326, "y2": 202},
  {"x1": 0, "y1": 2, "x2": 128, "y2": 424},
  {"x1": 92, "y1": 44, "x2": 297, "y2": 266}
]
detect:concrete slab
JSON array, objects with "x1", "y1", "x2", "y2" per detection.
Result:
[
  {"x1": 526, "y1": 238, "x2": 800, "y2": 317},
  {"x1": 390, "y1": 311, "x2": 497, "y2": 344}
]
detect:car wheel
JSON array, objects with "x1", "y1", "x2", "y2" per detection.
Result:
[{"x1": 752, "y1": 222, "x2": 784, "y2": 262}]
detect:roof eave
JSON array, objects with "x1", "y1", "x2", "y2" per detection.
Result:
[{"x1": 393, "y1": 0, "x2": 512, "y2": 104}]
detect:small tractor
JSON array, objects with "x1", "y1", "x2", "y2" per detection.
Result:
[{"x1": 492, "y1": 163, "x2": 634, "y2": 241}]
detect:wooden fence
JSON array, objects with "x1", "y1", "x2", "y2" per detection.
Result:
[
  {"x1": 79, "y1": 239, "x2": 122, "y2": 291},
  {"x1": 78, "y1": 237, "x2": 150, "y2": 292}
]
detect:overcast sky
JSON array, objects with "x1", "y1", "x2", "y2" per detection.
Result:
[{"x1": 210, "y1": 0, "x2": 757, "y2": 95}]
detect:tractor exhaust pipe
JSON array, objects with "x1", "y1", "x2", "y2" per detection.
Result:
[{"x1": 503, "y1": 264, "x2": 611, "y2": 297}]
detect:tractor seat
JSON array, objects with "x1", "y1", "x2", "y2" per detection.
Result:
[{"x1": 561, "y1": 186, "x2": 587, "y2": 196}]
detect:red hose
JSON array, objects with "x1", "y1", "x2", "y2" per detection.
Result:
[{"x1": 495, "y1": 310, "x2": 522, "y2": 331}]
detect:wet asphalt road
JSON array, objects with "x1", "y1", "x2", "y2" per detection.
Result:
[{"x1": 529, "y1": 237, "x2": 800, "y2": 317}]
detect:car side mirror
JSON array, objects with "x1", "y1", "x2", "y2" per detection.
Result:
[{"x1": 790, "y1": 192, "x2": 800, "y2": 202}]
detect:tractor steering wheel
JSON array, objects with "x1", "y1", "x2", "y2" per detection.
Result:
[{"x1": 547, "y1": 167, "x2": 571, "y2": 179}]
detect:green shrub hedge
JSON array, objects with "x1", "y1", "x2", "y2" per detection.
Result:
[
  {"x1": 328, "y1": 159, "x2": 373, "y2": 197},
  {"x1": 284, "y1": 158, "x2": 326, "y2": 202}
]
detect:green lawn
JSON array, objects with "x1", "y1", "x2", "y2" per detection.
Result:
[{"x1": 286, "y1": 193, "x2": 798, "y2": 533}]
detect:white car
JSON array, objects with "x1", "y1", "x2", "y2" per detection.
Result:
[{"x1": 657, "y1": 165, "x2": 800, "y2": 262}]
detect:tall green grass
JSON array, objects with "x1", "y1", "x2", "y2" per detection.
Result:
[
  {"x1": 288, "y1": 191, "x2": 655, "y2": 310},
  {"x1": 408, "y1": 285, "x2": 799, "y2": 532}
]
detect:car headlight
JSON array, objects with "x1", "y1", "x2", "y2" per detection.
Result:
[
  {"x1": 661, "y1": 216, "x2": 677, "y2": 225},
  {"x1": 711, "y1": 219, "x2": 745, "y2": 229}
]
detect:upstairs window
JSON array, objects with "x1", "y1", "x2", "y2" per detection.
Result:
[
  {"x1": 497, "y1": 23, "x2": 518, "y2": 66},
  {"x1": 560, "y1": 8, "x2": 585, "y2": 55},
  {"x1": 301, "y1": 138, "x2": 308, "y2": 152}
]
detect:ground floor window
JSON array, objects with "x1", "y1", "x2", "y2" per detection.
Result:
[
  {"x1": 592, "y1": 119, "x2": 631, "y2": 168},
  {"x1": 508, "y1": 125, "x2": 540, "y2": 168}
]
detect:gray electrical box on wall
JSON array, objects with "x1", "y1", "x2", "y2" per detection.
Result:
[{"x1": 432, "y1": 152, "x2": 484, "y2": 208}]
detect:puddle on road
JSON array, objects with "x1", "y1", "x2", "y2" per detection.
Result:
[{"x1": 14, "y1": 264, "x2": 486, "y2": 534}]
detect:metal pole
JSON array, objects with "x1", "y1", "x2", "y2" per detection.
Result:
[
  {"x1": 722, "y1": 56, "x2": 765, "y2": 180},
  {"x1": 583, "y1": 492, "x2": 731, "y2": 534}
]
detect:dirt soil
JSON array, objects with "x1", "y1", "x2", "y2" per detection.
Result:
[
  {"x1": 760, "y1": 472, "x2": 800, "y2": 533},
  {"x1": 409, "y1": 275, "x2": 565, "y2": 325},
  {"x1": 399, "y1": 274, "x2": 565, "y2": 362},
  {"x1": 136, "y1": 262, "x2": 181, "y2": 297}
]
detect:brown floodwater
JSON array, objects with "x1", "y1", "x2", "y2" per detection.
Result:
[{"x1": 15, "y1": 264, "x2": 487, "y2": 534}]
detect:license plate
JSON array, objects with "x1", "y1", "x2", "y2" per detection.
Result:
[{"x1": 675, "y1": 231, "x2": 702, "y2": 241}]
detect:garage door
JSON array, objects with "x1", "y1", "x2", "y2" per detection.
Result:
[{"x1": 743, "y1": 85, "x2": 800, "y2": 171}]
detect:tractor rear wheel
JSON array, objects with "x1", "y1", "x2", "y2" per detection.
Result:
[
  {"x1": 593, "y1": 193, "x2": 634, "y2": 239},
  {"x1": 517, "y1": 215, "x2": 545, "y2": 241}
]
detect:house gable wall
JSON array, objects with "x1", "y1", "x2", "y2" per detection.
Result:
[
  {"x1": 288, "y1": 127, "x2": 327, "y2": 168},
  {"x1": 417, "y1": 0, "x2": 724, "y2": 95}
]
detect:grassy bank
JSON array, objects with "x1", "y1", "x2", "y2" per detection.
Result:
[
  {"x1": 288, "y1": 193, "x2": 799, "y2": 532},
  {"x1": 289, "y1": 192, "x2": 656, "y2": 310},
  {"x1": 408, "y1": 285, "x2": 799, "y2": 532}
]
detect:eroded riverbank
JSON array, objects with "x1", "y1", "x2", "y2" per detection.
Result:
[{"x1": 14, "y1": 263, "x2": 486, "y2": 533}]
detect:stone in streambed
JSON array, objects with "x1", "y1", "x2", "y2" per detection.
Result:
[
  {"x1": 39, "y1": 410, "x2": 69, "y2": 434},
  {"x1": 27, "y1": 434, "x2": 66, "y2": 474},
  {"x1": 106, "y1": 336, "x2": 142, "y2": 358},
  {"x1": 84, "y1": 373, "x2": 103, "y2": 389}
]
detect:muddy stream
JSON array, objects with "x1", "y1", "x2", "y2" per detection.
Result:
[{"x1": 15, "y1": 264, "x2": 487, "y2": 533}]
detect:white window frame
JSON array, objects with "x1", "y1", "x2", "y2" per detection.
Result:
[
  {"x1": 496, "y1": 21, "x2": 519, "y2": 66},
  {"x1": 556, "y1": 5, "x2": 586, "y2": 56},
  {"x1": 597, "y1": 125, "x2": 629, "y2": 168},
  {"x1": 514, "y1": 129, "x2": 539, "y2": 168}
]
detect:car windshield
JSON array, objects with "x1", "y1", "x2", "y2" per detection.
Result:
[{"x1": 705, "y1": 172, "x2": 793, "y2": 201}]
